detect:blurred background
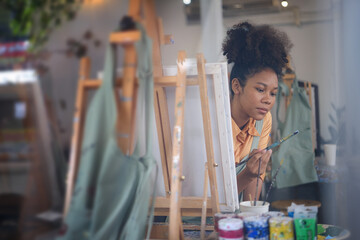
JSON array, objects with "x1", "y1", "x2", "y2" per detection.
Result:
[{"x1": 0, "y1": 0, "x2": 359, "y2": 239}]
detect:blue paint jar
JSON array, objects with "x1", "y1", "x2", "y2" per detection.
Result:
[{"x1": 243, "y1": 216, "x2": 269, "y2": 240}]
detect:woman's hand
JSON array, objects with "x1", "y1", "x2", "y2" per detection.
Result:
[{"x1": 245, "y1": 149, "x2": 272, "y2": 178}]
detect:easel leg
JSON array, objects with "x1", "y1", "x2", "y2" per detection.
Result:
[
  {"x1": 64, "y1": 57, "x2": 90, "y2": 217},
  {"x1": 197, "y1": 54, "x2": 220, "y2": 215},
  {"x1": 201, "y1": 162, "x2": 209, "y2": 239},
  {"x1": 154, "y1": 86, "x2": 172, "y2": 195},
  {"x1": 169, "y1": 51, "x2": 187, "y2": 240}
]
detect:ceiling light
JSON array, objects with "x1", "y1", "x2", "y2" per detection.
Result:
[
  {"x1": 281, "y1": 0, "x2": 288, "y2": 7},
  {"x1": 183, "y1": 0, "x2": 191, "y2": 5},
  {"x1": 234, "y1": 4, "x2": 243, "y2": 9}
]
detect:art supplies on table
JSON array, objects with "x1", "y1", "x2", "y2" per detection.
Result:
[
  {"x1": 269, "y1": 216, "x2": 294, "y2": 240},
  {"x1": 218, "y1": 218, "x2": 244, "y2": 240},
  {"x1": 214, "y1": 212, "x2": 237, "y2": 232},
  {"x1": 287, "y1": 202, "x2": 305, "y2": 218},
  {"x1": 243, "y1": 216, "x2": 269, "y2": 240},
  {"x1": 239, "y1": 201, "x2": 270, "y2": 214},
  {"x1": 292, "y1": 205, "x2": 319, "y2": 240}
]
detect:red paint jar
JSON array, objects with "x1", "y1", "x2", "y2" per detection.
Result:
[
  {"x1": 214, "y1": 213, "x2": 237, "y2": 232},
  {"x1": 218, "y1": 218, "x2": 244, "y2": 240}
]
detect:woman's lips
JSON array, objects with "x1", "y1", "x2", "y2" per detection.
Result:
[{"x1": 257, "y1": 108, "x2": 268, "y2": 114}]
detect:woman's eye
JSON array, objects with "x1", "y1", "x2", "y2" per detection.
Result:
[
  {"x1": 271, "y1": 92, "x2": 277, "y2": 97},
  {"x1": 256, "y1": 88, "x2": 264, "y2": 93}
]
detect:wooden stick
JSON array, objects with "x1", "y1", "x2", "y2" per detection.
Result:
[
  {"x1": 249, "y1": 194, "x2": 252, "y2": 206},
  {"x1": 200, "y1": 162, "x2": 209, "y2": 240}
]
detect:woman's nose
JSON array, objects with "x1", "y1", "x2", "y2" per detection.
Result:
[{"x1": 262, "y1": 94, "x2": 272, "y2": 104}]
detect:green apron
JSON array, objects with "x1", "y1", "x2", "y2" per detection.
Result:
[
  {"x1": 57, "y1": 24, "x2": 157, "y2": 240},
  {"x1": 272, "y1": 78, "x2": 318, "y2": 188}
]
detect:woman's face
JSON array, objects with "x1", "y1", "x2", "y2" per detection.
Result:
[{"x1": 232, "y1": 68, "x2": 278, "y2": 121}]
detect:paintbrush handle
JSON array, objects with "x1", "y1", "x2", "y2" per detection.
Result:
[
  {"x1": 254, "y1": 158, "x2": 261, "y2": 206},
  {"x1": 265, "y1": 130, "x2": 299, "y2": 151},
  {"x1": 262, "y1": 164, "x2": 283, "y2": 205}
]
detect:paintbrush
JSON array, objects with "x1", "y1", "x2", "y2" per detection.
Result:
[
  {"x1": 265, "y1": 130, "x2": 299, "y2": 151},
  {"x1": 235, "y1": 130, "x2": 299, "y2": 168},
  {"x1": 248, "y1": 194, "x2": 253, "y2": 206},
  {"x1": 254, "y1": 157, "x2": 261, "y2": 206},
  {"x1": 262, "y1": 158, "x2": 285, "y2": 205}
]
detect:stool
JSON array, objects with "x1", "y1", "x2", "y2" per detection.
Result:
[{"x1": 270, "y1": 199, "x2": 321, "y2": 215}]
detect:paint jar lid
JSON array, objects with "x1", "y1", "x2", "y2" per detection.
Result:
[
  {"x1": 262, "y1": 211, "x2": 285, "y2": 219},
  {"x1": 237, "y1": 212, "x2": 260, "y2": 219},
  {"x1": 218, "y1": 218, "x2": 243, "y2": 231},
  {"x1": 215, "y1": 212, "x2": 237, "y2": 218},
  {"x1": 269, "y1": 216, "x2": 293, "y2": 224},
  {"x1": 243, "y1": 216, "x2": 268, "y2": 227}
]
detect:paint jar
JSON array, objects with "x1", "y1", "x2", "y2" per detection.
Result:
[
  {"x1": 218, "y1": 218, "x2": 244, "y2": 240},
  {"x1": 243, "y1": 216, "x2": 269, "y2": 240},
  {"x1": 269, "y1": 216, "x2": 294, "y2": 240},
  {"x1": 214, "y1": 213, "x2": 237, "y2": 232},
  {"x1": 236, "y1": 212, "x2": 260, "y2": 220},
  {"x1": 262, "y1": 211, "x2": 285, "y2": 220},
  {"x1": 239, "y1": 201, "x2": 270, "y2": 214}
]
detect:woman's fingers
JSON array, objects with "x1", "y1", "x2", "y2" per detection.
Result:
[{"x1": 246, "y1": 149, "x2": 272, "y2": 177}]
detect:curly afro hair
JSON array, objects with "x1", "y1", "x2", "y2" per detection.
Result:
[{"x1": 222, "y1": 21, "x2": 293, "y2": 96}]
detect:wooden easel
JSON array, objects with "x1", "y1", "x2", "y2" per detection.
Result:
[
  {"x1": 151, "y1": 52, "x2": 221, "y2": 239},
  {"x1": 63, "y1": 0, "x2": 220, "y2": 239}
]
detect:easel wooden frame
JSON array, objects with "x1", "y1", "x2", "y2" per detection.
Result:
[
  {"x1": 63, "y1": 0, "x2": 220, "y2": 239},
  {"x1": 152, "y1": 53, "x2": 221, "y2": 238}
]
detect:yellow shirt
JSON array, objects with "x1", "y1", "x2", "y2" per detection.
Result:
[{"x1": 232, "y1": 112, "x2": 272, "y2": 164}]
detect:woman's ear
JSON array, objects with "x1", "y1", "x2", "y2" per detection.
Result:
[{"x1": 231, "y1": 78, "x2": 241, "y2": 95}]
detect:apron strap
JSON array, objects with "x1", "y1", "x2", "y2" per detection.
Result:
[{"x1": 236, "y1": 119, "x2": 263, "y2": 175}]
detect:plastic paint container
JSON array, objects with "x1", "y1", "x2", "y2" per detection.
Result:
[
  {"x1": 269, "y1": 216, "x2": 294, "y2": 240},
  {"x1": 214, "y1": 213, "x2": 237, "y2": 232},
  {"x1": 243, "y1": 216, "x2": 269, "y2": 240},
  {"x1": 218, "y1": 218, "x2": 244, "y2": 240},
  {"x1": 239, "y1": 201, "x2": 270, "y2": 214}
]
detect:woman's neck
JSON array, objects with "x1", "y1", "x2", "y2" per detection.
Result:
[{"x1": 231, "y1": 100, "x2": 249, "y2": 130}]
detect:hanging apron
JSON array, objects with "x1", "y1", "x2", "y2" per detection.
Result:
[
  {"x1": 272, "y1": 78, "x2": 318, "y2": 188},
  {"x1": 57, "y1": 23, "x2": 157, "y2": 240}
]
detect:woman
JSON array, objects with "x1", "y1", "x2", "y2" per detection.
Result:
[{"x1": 222, "y1": 21, "x2": 293, "y2": 201}]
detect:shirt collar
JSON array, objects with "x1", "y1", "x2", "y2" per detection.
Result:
[{"x1": 232, "y1": 117, "x2": 260, "y2": 144}]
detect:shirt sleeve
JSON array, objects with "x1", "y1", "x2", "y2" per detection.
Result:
[{"x1": 258, "y1": 112, "x2": 272, "y2": 150}]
